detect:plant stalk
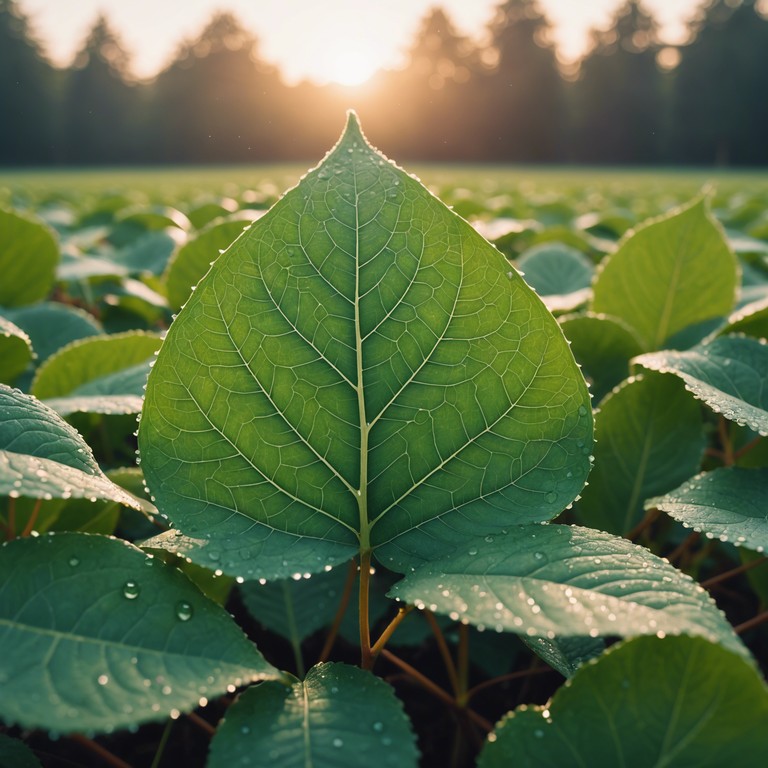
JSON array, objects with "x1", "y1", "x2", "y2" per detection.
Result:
[{"x1": 318, "y1": 557, "x2": 358, "y2": 663}]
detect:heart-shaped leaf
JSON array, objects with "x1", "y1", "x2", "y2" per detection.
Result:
[
  {"x1": 207, "y1": 662, "x2": 419, "y2": 768},
  {"x1": 388, "y1": 524, "x2": 747, "y2": 660},
  {"x1": 634, "y1": 335, "x2": 768, "y2": 435},
  {"x1": 649, "y1": 467, "x2": 768, "y2": 552},
  {"x1": 0, "y1": 533, "x2": 279, "y2": 733},
  {"x1": 139, "y1": 113, "x2": 593, "y2": 580},
  {"x1": 478, "y1": 635, "x2": 768, "y2": 767}
]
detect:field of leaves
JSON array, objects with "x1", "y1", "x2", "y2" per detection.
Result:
[{"x1": 1, "y1": 115, "x2": 768, "y2": 767}]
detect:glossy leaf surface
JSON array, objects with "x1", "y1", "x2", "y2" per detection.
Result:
[
  {"x1": 389, "y1": 524, "x2": 746, "y2": 659},
  {"x1": 650, "y1": 467, "x2": 768, "y2": 552},
  {"x1": 634, "y1": 335, "x2": 768, "y2": 435},
  {"x1": 207, "y1": 662, "x2": 418, "y2": 768},
  {"x1": 0, "y1": 384, "x2": 153, "y2": 512},
  {"x1": 139, "y1": 113, "x2": 592, "y2": 580},
  {"x1": 0, "y1": 533, "x2": 279, "y2": 733},
  {"x1": 478, "y1": 636, "x2": 768, "y2": 768}
]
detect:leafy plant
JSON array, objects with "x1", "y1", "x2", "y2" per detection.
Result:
[{"x1": 1, "y1": 114, "x2": 767, "y2": 767}]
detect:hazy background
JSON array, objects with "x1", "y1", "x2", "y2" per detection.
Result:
[{"x1": 3, "y1": 0, "x2": 767, "y2": 166}]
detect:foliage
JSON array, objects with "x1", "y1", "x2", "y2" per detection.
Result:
[{"x1": 0, "y1": 115, "x2": 767, "y2": 766}]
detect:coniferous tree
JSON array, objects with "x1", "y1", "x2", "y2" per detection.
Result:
[
  {"x1": 0, "y1": 0, "x2": 57, "y2": 164},
  {"x1": 150, "y1": 12, "x2": 284, "y2": 163},
  {"x1": 673, "y1": 0, "x2": 768, "y2": 165},
  {"x1": 571, "y1": 0, "x2": 664, "y2": 164},
  {"x1": 62, "y1": 15, "x2": 137, "y2": 164},
  {"x1": 481, "y1": 0, "x2": 561, "y2": 162}
]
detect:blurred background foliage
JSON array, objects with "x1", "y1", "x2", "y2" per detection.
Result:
[{"x1": 1, "y1": 0, "x2": 767, "y2": 166}]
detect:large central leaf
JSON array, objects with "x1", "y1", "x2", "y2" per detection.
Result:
[{"x1": 139, "y1": 114, "x2": 592, "y2": 579}]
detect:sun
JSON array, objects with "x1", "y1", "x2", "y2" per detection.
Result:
[{"x1": 323, "y1": 49, "x2": 378, "y2": 87}]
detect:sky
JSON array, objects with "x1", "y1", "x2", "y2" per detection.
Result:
[{"x1": 19, "y1": 0, "x2": 704, "y2": 85}]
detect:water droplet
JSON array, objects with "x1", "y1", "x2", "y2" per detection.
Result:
[
  {"x1": 545, "y1": 491, "x2": 558, "y2": 504},
  {"x1": 122, "y1": 581, "x2": 140, "y2": 600},
  {"x1": 467, "y1": 547, "x2": 478, "y2": 556},
  {"x1": 175, "y1": 601, "x2": 193, "y2": 621},
  {"x1": 332, "y1": 738, "x2": 344, "y2": 748},
  {"x1": 578, "y1": 405, "x2": 587, "y2": 416},
  {"x1": 97, "y1": 675, "x2": 109, "y2": 686},
  {"x1": 68, "y1": 557, "x2": 80, "y2": 567},
  {"x1": 372, "y1": 721, "x2": 384, "y2": 732}
]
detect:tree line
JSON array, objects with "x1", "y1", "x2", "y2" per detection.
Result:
[{"x1": 2, "y1": 0, "x2": 767, "y2": 167}]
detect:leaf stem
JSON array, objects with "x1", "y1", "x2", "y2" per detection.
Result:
[
  {"x1": 718, "y1": 416, "x2": 735, "y2": 466},
  {"x1": 735, "y1": 610, "x2": 768, "y2": 635},
  {"x1": 456, "y1": 622, "x2": 470, "y2": 707},
  {"x1": 70, "y1": 734, "x2": 133, "y2": 768},
  {"x1": 701, "y1": 556, "x2": 768, "y2": 588},
  {"x1": 371, "y1": 605, "x2": 414, "y2": 658},
  {"x1": 20, "y1": 499, "x2": 42, "y2": 537},
  {"x1": 626, "y1": 507, "x2": 660, "y2": 541},
  {"x1": 466, "y1": 666, "x2": 558, "y2": 701},
  {"x1": 423, "y1": 610, "x2": 460, "y2": 697},
  {"x1": 734, "y1": 435, "x2": 763, "y2": 461},
  {"x1": 149, "y1": 719, "x2": 174, "y2": 768},
  {"x1": 667, "y1": 531, "x2": 700, "y2": 564},
  {"x1": 380, "y1": 649, "x2": 492, "y2": 732},
  {"x1": 186, "y1": 711, "x2": 216, "y2": 736},
  {"x1": 318, "y1": 558, "x2": 358, "y2": 663},
  {"x1": 359, "y1": 549, "x2": 373, "y2": 669}
]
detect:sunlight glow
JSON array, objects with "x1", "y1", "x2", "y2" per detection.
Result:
[{"x1": 322, "y1": 49, "x2": 378, "y2": 86}]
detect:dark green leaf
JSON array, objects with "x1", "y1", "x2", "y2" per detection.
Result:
[
  {"x1": 0, "y1": 533, "x2": 279, "y2": 733},
  {"x1": 634, "y1": 335, "x2": 768, "y2": 435},
  {"x1": 0, "y1": 734, "x2": 41, "y2": 768},
  {"x1": 207, "y1": 663, "x2": 418, "y2": 768},
  {"x1": 575, "y1": 374, "x2": 706, "y2": 534},
  {"x1": 478, "y1": 636, "x2": 768, "y2": 768}
]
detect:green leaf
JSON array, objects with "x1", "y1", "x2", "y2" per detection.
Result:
[
  {"x1": 0, "y1": 209, "x2": 59, "y2": 307},
  {"x1": 207, "y1": 662, "x2": 419, "y2": 768},
  {"x1": 591, "y1": 198, "x2": 738, "y2": 351},
  {"x1": 139, "y1": 113, "x2": 593, "y2": 580},
  {"x1": 2, "y1": 302, "x2": 102, "y2": 364},
  {"x1": 0, "y1": 316, "x2": 34, "y2": 385},
  {"x1": 558, "y1": 312, "x2": 643, "y2": 403},
  {"x1": 713, "y1": 295, "x2": 768, "y2": 341},
  {"x1": 0, "y1": 734, "x2": 41, "y2": 768},
  {"x1": 649, "y1": 467, "x2": 768, "y2": 553},
  {"x1": 57, "y1": 253, "x2": 129, "y2": 281},
  {"x1": 164, "y1": 216, "x2": 256, "y2": 311},
  {"x1": 240, "y1": 566, "x2": 353, "y2": 644},
  {"x1": 522, "y1": 635, "x2": 604, "y2": 678},
  {"x1": 516, "y1": 244, "x2": 594, "y2": 313},
  {"x1": 478, "y1": 635, "x2": 768, "y2": 768},
  {"x1": 575, "y1": 373, "x2": 706, "y2": 534},
  {"x1": 31, "y1": 331, "x2": 161, "y2": 416},
  {"x1": 634, "y1": 335, "x2": 768, "y2": 435},
  {"x1": 388, "y1": 524, "x2": 747, "y2": 660},
  {"x1": 110, "y1": 229, "x2": 182, "y2": 276},
  {"x1": 0, "y1": 532, "x2": 279, "y2": 733},
  {"x1": 0, "y1": 384, "x2": 154, "y2": 513}
]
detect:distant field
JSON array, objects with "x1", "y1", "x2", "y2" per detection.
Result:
[{"x1": 2, "y1": 164, "x2": 767, "y2": 212}]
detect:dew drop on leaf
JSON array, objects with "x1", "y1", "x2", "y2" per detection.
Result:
[
  {"x1": 122, "y1": 581, "x2": 140, "y2": 600},
  {"x1": 175, "y1": 601, "x2": 193, "y2": 622}
]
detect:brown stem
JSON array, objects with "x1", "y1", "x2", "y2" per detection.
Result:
[
  {"x1": 466, "y1": 665, "x2": 558, "y2": 701},
  {"x1": 371, "y1": 605, "x2": 414, "y2": 658},
  {"x1": 456, "y1": 622, "x2": 470, "y2": 706},
  {"x1": 627, "y1": 507, "x2": 661, "y2": 541},
  {"x1": 701, "y1": 557, "x2": 768, "y2": 588},
  {"x1": 359, "y1": 549, "x2": 373, "y2": 670},
  {"x1": 734, "y1": 435, "x2": 763, "y2": 461},
  {"x1": 735, "y1": 610, "x2": 768, "y2": 635},
  {"x1": 20, "y1": 499, "x2": 42, "y2": 537},
  {"x1": 424, "y1": 610, "x2": 460, "y2": 696},
  {"x1": 317, "y1": 558, "x2": 358, "y2": 663},
  {"x1": 718, "y1": 417, "x2": 735, "y2": 466},
  {"x1": 186, "y1": 711, "x2": 216, "y2": 736},
  {"x1": 380, "y1": 649, "x2": 492, "y2": 732},
  {"x1": 70, "y1": 734, "x2": 133, "y2": 768},
  {"x1": 668, "y1": 532, "x2": 700, "y2": 564}
]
